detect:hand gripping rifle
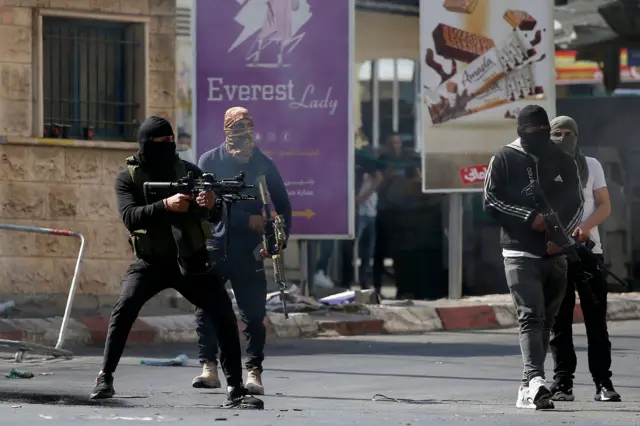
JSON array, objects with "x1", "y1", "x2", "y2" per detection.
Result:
[
  {"x1": 144, "y1": 171, "x2": 257, "y2": 255},
  {"x1": 522, "y1": 181, "x2": 630, "y2": 296},
  {"x1": 256, "y1": 175, "x2": 289, "y2": 319}
]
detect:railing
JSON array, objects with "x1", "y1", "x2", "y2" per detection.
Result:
[{"x1": 0, "y1": 224, "x2": 87, "y2": 361}]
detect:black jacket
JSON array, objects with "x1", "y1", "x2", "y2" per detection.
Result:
[
  {"x1": 115, "y1": 159, "x2": 222, "y2": 259},
  {"x1": 483, "y1": 139, "x2": 584, "y2": 257}
]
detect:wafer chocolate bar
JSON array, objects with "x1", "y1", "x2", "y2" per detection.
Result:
[
  {"x1": 496, "y1": 32, "x2": 533, "y2": 72},
  {"x1": 424, "y1": 48, "x2": 506, "y2": 125},
  {"x1": 432, "y1": 23, "x2": 495, "y2": 64},
  {"x1": 442, "y1": 0, "x2": 478, "y2": 14},
  {"x1": 458, "y1": 48, "x2": 505, "y2": 96},
  {"x1": 426, "y1": 48, "x2": 505, "y2": 109},
  {"x1": 466, "y1": 79, "x2": 509, "y2": 114},
  {"x1": 503, "y1": 10, "x2": 537, "y2": 31},
  {"x1": 507, "y1": 65, "x2": 544, "y2": 100}
]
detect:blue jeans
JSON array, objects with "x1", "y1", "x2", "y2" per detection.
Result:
[
  {"x1": 356, "y1": 215, "x2": 376, "y2": 287},
  {"x1": 315, "y1": 240, "x2": 335, "y2": 273}
]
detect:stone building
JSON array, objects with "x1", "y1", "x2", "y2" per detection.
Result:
[{"x1": 0, "y1": 0, "x2": 177, "y2": 310}]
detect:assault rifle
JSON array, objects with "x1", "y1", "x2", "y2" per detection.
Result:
[
  {"x1": 522, "y1": 181, "x2": 630, "y2": 293},
  {"x1": 256, "y1": 175, "x2": 289, "y2": 319},
  {"x1": 144, "y1": 171, "x2": 256, "y2": 205},
  {"x1": 144, "y1": 171, "x2": 256, "y2": 255}
]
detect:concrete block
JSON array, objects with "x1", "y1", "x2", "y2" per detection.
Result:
[
  {"x1": 268, "y1": 313, "x2": 301, "y2": 338},
  {"x1": 142, "y1": 315, "x2": 198, "y2": 344},
  {"x1": 491, "y1": 304, "x2": 517, "y2": 328}
]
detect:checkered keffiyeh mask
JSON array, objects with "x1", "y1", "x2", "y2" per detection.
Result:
[{"x1": 224, "y1": 107, "x2": 255, "y2": 162}]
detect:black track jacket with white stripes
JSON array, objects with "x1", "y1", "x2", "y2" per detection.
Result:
[{"x1": 483, "y1": 138, "x2": 585, "y2": 257}]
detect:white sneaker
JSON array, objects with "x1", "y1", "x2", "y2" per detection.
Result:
[
  {"x1": 516, "y1": 385, "x2": 536, "y2": 409},
  {"x1": 528, "y1": 376, "x2": 554, "y2": 409},
  {"x1": 313, "y1": 270, "x2": 335, "y2": 288}
]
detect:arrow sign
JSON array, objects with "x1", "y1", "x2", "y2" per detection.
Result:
[
  {"x1": 263, "y1": 209, "x2": 315, "y2": 220},
  {"x1": 293, "y1": 209, "x2": 315, "y2": 219}
]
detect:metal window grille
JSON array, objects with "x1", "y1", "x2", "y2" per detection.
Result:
[{"x1": 42, "y1": 17, "x2": 142, "y2": 142}]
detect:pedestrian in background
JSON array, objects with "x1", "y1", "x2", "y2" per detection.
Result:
[{"x1": 376, "y1": 132, "x2": 442, "y2": 299}]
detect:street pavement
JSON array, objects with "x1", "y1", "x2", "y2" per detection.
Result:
[{"x1": 0, "y1": 321, "x2": 639, "y2": 425}]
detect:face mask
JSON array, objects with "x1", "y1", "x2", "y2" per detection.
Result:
[
  {"x1": 519, "y1": 130, "x2": 550, "y2": 157},
  {"x1": 551, "y1": 134, "x2": 578, "y2": 156},
  {"x1": 225, "y1": 137, "x2": 254, "y2": 163},
  {"x1": 139, "y1": 141, "x2": 176, "y2": 165}
]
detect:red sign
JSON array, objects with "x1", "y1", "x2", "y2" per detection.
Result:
[{"x1": 459, "y1": 165, "x2": 488, "y2": 184}]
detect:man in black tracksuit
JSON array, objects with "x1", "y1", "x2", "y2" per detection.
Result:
[{"x1": 483, "y1": 105, "x2": 584, "y2": 410}]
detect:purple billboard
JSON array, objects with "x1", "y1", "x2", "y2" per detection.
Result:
[{"x1": 194, "y1": 0, "x2": 354, "y2": 239}]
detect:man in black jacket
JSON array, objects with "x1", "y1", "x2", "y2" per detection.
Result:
[
  {"x1": 483, "y1": 105, "x2": 584, "y2": 410},
  {"x1": 89, "y1": 116, "x2": 263, "y2": 410}
]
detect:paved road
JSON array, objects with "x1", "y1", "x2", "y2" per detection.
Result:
[{"x1": 0, "y1": 321, "x2": 639, "y2": 425}]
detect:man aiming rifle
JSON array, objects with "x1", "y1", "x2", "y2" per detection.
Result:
[
  {"x1": 90, "y1": 116, "x2": 263, "y2": 410},
  {"x1": 144, "y1": 171, "x2": 257, "y2": 264}
]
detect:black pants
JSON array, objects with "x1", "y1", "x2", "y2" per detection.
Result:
[
  {"x1": 549, "y1": 253, "x2": 612, "y2": 386},
  {"x1": 392, "y1": 247, "x2": 445, "y2": 300},
  {"x1": 195, "y1": 250, "x2": 267, "y2": 371},
  {"x1": 102, "y1": 259, "x2": 243, "y2": 387},
  {"x1": 373, "y1": 210, "x2": 393, "y2": 292}
]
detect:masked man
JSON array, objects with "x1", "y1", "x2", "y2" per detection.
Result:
[
  {"x1": 548, "y1": 116, "x2": 620, "y2": 402},
  {"x1": 194, "y1": 107, "x2": 292, "y2": 395},
  {"x1": 90, "y1": 116, "x2": 262, "y2": 409},
  {"x1": 483, "y1": 105, "x2": 584, "y2": 410}
]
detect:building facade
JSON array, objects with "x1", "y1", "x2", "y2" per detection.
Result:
[{"x1": 0, "y1": 0, "x2": 176, "y2": 307}]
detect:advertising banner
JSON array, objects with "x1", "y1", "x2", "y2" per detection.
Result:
[
  {"x1": 194, "y1": 0, "x2": 354, "y2": 238},
  {"x1": 420, "y1": 0, "x2": 555, "y2": 192}
]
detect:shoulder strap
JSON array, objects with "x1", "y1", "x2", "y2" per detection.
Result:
[
  {"x1": 127, "y1": 156, "x2": 190, "y2": 190},
  {"x1": 125, "y1": 156, "x2": 149, "y2": 192}
]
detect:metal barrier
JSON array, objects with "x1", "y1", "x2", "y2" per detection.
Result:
[{"x1": 0, "y1": 224, "x2": 87, "y2": 362}]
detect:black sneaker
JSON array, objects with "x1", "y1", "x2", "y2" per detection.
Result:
[
  {"x1": 89, "y1": 372, "x2": 115, "y2": 400},
  {"x1": 550, "y1": 382, "x2": 575, "y2": 401},
  {"x1": 222, "y1": 386, "x2": 264, "y2": 410},
  {"x1": 594, "y1": 380, "x2": 622, "y2": 402}
]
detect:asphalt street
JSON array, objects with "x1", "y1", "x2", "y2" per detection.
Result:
[{"x1": 0, "y1": 321, "x2": 639, "y2": 425}]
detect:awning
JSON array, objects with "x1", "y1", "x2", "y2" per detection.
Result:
[
  {"x1": 555, "y1": 49, "x2": 640, "y2": 85},
  {"x1": 355, "y1": 0, "x2": 418, "y2": 16}
]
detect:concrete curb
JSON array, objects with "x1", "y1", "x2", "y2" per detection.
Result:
[{"x1": 0, "y1": 298, "x2": 639, "y2": 349}]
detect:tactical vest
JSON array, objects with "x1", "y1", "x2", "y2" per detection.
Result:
[{"x1": 125, "y1": 156, "x2": 212, "y2": 260}]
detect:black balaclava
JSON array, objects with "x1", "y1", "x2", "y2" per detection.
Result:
[
  {"x1": 137, "y1": 116, "x2": 177, "y2": 174},
  {"x1": 517, "y1": 105, "x2": 551, "y2": 157}
]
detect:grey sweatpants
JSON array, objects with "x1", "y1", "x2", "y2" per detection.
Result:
[{"x1": 504, "y1": 256, "x2": 568, "y2": 386}]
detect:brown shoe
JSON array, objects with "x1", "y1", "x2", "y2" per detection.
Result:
[
  {"x1": 244, "y1": 368, "x2": 264, "y2": 395},
  {"x1": 192, "y1": 361, "x2": 221, "y2": 389}
]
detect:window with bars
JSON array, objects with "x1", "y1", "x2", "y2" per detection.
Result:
[{"x1": 42, "y1": 16, "x2": 144, "y2": 142}]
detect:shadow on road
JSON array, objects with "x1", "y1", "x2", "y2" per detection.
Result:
[
  {"x1": 0, "y1": 390, "x2": 131, "y2": 407},
  {"x1": 69, "y1": 338, "x2": 524, "y2": 359}
]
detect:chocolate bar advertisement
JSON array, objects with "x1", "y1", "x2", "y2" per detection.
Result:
[{"x1": 420, "y1": 0, "x2": 555, "y2": 192}]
